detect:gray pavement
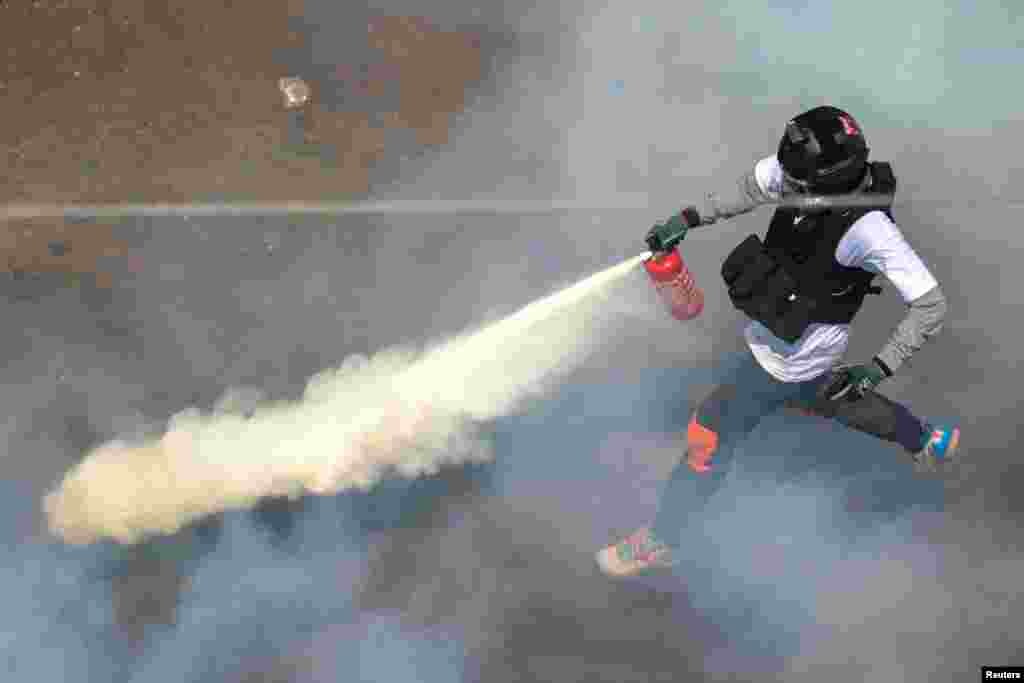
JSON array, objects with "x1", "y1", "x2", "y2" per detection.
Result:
[{"x1": 2, "y1": 2, "x2": 1023, "y2": 682}]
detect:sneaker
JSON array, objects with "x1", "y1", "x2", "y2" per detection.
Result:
[
  {"x1": 913, "y1": 424, "x2": 961, "y2": 471},
  {"x1": 596, "y1": 527, "x2": 676, "y2": 577}
]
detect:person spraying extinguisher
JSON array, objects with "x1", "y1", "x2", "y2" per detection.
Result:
[{"x1": 598, "y1": 105, "x2": 962, "y2": 578}]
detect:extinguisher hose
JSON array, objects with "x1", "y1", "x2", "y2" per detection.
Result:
[{"x1": 772, "y1": 191, "x2": 896, "y2": 211}]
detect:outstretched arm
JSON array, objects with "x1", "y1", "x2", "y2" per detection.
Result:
[
  {"x1": 647, "y1": 157, "x2": 781, "y2": 251},
  {"x1": 699, "y1": 156, "x2": 785, "y2": 225},
  {"x1": 701, "y1": 169, "x2": 775, "y2": 224}
]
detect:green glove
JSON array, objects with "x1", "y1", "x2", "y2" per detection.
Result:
[
  {"x1": 822, "y1": 357, "x2": 893, "y2": 401},
  {"x1": 645, "y1": 206, "x2": 703, "y2": 253}
]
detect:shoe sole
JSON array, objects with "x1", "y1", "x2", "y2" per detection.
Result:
[
  {"x1": 936, "y1": 427, "x2": 961, "y2": 464},
  {"x1": 916, "y1": 428, "x2": 962, "y2": 473},
  {"x1": 946, "y1": 428, "x2": 961, "y2": 458}
]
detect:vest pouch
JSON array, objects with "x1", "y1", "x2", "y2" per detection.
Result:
[
  {"x1": 722, "y1": 234, "x2": 822, "y2": 343},
  {"x1": 722, "y1": 236, "x2": 792, "y2": 313},
  {"x1": 729, "y1": 253, "x2": 781, "y2": 300},
  {"x1": 722, "y1": 234, "x2": 763, "y2": 289},
  {"x1": 747, "y1": 264, "x2": 799, "y2": 322},
  {"x1": 729, "y1": 266, "x2": 796, "y2": 327}
]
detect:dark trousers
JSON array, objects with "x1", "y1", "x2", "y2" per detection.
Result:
[{"x1": 651, "y1": 353, "x2": 928, "y2": 549}]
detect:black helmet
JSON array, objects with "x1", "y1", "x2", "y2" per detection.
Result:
[{"x1": 777, "y1": 106, "x2": 869, "y2": 195}]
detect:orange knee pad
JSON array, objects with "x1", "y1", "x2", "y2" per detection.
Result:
[{"x1": 686, "y1": 414, "x2": 719, "y2": 473}]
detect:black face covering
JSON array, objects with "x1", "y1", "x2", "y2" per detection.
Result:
[{"x1": 784, "y1": 164, "x2": 869, "y2": 197}]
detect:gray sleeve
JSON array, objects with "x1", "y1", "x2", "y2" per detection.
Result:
[
  {"x1": 701, "y1": 169, "x2": 775, "y2": 224},
  {"x1": 875, "y1": 285, "x2": 947, "y2": 374}
]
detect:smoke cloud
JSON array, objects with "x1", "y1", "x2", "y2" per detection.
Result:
[{"x1": 44, "y1": 254, "x2": 649, "y2": 545}]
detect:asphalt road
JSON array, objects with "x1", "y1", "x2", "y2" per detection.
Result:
[{"x1": 2, "y1": 2, "x2": 1023, "y2": 682}]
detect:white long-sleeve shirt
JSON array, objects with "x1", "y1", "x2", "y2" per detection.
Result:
[{"x1": 704, "y1": 156, "x2": 946, "y2": 382}]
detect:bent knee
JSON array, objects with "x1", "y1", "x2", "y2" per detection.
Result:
[{"x1": 686, "y1": 413, "x2": 719, "y2": 473}]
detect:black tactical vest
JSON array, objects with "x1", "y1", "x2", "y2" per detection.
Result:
[{"x1": 720, "y1": 161, "x2": 896, "y2": 343}]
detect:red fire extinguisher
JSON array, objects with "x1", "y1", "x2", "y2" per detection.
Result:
[{"x1": 643, "y1": 208, "x2": 704, "y2": 321}]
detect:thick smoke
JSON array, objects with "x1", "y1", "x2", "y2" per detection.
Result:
[{"x1": 43, "y1": 254, "x2": 648, "y2": 545}]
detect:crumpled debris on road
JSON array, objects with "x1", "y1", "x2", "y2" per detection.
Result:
[{"x1": 278, "y1": 76, "x2": 311, "y2": 109}]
